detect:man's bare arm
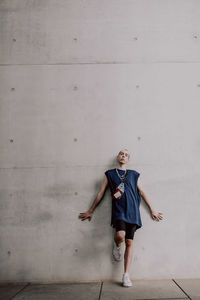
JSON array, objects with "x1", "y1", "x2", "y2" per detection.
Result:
[
  {"x1": 137, "y1": 177, "x2": 163, "y2": 221},
  {"x1": 88, "y1": 174, "x2": 108, "y2": 213},
  {"x1": 78, "y1": 174, "x2": 109, "y2": 221}
]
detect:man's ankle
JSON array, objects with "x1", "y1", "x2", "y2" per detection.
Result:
[{"x1": 115, "y1": 241, "x2": 121, "y2": 248}]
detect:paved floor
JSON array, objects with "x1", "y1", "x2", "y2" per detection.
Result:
[{"x1": 0, "y1": 279, "x2": 200, "y2": 300}]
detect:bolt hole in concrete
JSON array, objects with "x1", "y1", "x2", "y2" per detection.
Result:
[
  {"x1": 10, "y1": 139, "x2": 14, "y2": 143},
  {"x1": 74, "y1": 138, "x2": 78, "y2": 142}
]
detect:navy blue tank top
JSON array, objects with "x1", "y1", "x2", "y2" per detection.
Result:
[{"x1": 105, "y1": 168, "x2": 142, "y2": 231}]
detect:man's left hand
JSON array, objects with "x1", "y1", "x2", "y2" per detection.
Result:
[{"x1": 151, "y1": 210, "x2": 163, "y2": 221}]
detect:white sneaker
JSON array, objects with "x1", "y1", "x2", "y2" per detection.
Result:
[
  {"x1": 122, "y1": 273, "x2": 132, "y2": 287},
  {"x1": 112, "y1": 242, "x2": 122, "y2": 261}
]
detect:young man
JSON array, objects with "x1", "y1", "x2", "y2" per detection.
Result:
[{"x1": 78, "y1": 149, "x2": 163, "y2": 287}]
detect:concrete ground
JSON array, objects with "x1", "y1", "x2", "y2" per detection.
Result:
[{"x1": 0, "y1": 279, "x2": 200, "y2": 300}]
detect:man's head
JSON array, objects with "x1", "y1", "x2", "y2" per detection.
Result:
[{"x1": 116, "y1": 149, "x2": 130, "y2": 165}]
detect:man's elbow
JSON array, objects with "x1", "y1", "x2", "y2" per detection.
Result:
[
  {"x1": 98, "y1": 189, "x2": 106, "y2": 199},
  {"x1": 138, "y1": 188, "x2": 144, "y2": 197}
]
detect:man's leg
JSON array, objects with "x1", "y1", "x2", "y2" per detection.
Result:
[
  {"x1": 124, "y1": 239, "x2": 133, "y2": 273},
  {"x1": 112, "y1": 230, "x2": 125, "y2": 261},
  {"x1": 114, "y1": 230, "x2": 125, "y2": 247},
  {"x1": 123, "y1": 223, "x2": 137, "y2": 273}
]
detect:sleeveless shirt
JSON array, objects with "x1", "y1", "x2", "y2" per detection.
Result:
[{"x1": 105, "y1": 168, "x2": 142, "y2": 231}]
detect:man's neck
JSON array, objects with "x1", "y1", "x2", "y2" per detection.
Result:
[{"x1": 116, "y1": 164, "x2": 127, "y2": 170}]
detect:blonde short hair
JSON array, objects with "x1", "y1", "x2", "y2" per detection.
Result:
[{"x1": 118, "y1": 149, "x2": 130, "y2": 159}]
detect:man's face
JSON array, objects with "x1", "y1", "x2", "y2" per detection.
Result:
[{"x1": 117, "y1": 150, "x2": 130, "y2": 164}]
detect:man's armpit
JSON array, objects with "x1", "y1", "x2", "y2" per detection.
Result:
[{"x1": 137, "y1": 177, "x2": 143, "y2": 194}]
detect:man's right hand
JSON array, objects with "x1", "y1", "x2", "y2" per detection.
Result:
[{"x1": 78, "y1": 211, "x2": 93, "y2": 222}]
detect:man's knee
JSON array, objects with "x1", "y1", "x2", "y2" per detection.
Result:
[
  {"x1": 125, "y1": 239, "x2": 133, "y2": 247},
  {"x1": 116, "y1": 230, "x2": 125, "y2": 242}
]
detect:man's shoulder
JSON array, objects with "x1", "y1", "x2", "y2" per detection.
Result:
[
  {"x1": 128, "y1": 169, "x2": 140, "y2": 176},
  {"x1": 105, "y1": 168, "x2": 140, "y2": 174},
  {"x1": 105, "y1": 168, "x2": 115, "y2": 174}
]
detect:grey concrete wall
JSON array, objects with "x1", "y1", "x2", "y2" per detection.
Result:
[{"x1": 0, "y1": 0, "x2": 200, "y2": 282}]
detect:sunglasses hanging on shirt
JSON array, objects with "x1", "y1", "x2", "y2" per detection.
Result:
[{"x1": 112, "y1": 169, "x2": 128, "y2": 200}]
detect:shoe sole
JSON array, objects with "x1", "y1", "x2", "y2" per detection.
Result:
[
  {"x1": 122, "y1": 276, "x2": 132, "y2": 287},
  {"x1": 112, "y1": 255, "x2": 121, "y2": 261},
  {"x1": 122, "y1": 283, "x2": 132, "y2": 287},
  {"x1": 112, "y1": 251, "x2": 122, "y2": 261}
]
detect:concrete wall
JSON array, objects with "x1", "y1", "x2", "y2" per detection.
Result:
[{"x1": 0, "y1": 0, "x2": 200, "y2": 282}]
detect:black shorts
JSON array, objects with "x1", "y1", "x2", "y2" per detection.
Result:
[{"x1": 114, "y1": 219, "x2": 137, "y2": 240}]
